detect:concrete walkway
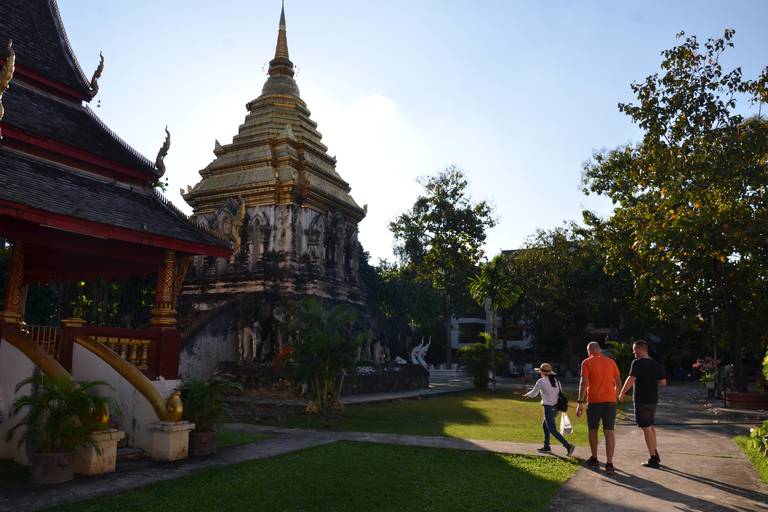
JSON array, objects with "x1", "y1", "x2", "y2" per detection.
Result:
[
  {"x1": 1, "y1": 375, "x2": 766, "y2": 511},
  {"x1": 547, "y1": 383, "x2": 768, "y2": 512}
]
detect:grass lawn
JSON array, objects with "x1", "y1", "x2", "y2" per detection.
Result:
[
  {"x1": 735, "y1": 435, "x2": 768, "y2": 484},
  {"x1": 262, "y1": 389, "x2": 598, "y2": 447},
  {"x1": 45, "y1": 441, "x2": 581, "y2": 512}
]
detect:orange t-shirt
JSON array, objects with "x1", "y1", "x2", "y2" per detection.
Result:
[{"x1": 581, "y1": 353, "x2": 620, "y2": 403}]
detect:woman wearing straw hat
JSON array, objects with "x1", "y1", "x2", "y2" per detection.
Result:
[{"x1": 524, "y1": 363, "x2": 576, "y2": 456}]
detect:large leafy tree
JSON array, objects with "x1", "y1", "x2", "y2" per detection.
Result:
[
  {"x1": 582, "y1": 30, "x2": 768, "y2": 391},
  {"x1": 390, "y1": 165, "x2": 497, "y2": 365},
  {"x1": 504, "y1": 226, "x2": 648, "y2": 371},
  {"x1": 469, "y1": 254, "x2": 520, "y2": 391}
]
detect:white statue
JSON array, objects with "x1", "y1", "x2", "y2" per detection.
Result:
[
  {"x1": 410, "y1": 337, "x2": 425, "y2": 365},
  {"x1": 415, "y1": 337, "x2": 431, "y2": 368}
]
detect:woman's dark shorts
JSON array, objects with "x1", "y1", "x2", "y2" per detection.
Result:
[
  {"x1": 634, "y1": 402, "x2": 657, "y2": 428},
  {"x1": 586, "y1": 402, "x2": 617, "y2": 430}
]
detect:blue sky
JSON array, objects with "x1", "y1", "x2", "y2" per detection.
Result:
[{"x1": 56, "y1": 1, "x2": 768, "y2": 263}]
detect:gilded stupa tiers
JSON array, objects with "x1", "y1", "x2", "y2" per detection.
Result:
[
  {"x1": 183, "y1": 4, "x2": 365, "y2": 226},
  {"x1": 177, "y1": 4, "x2": 368, "y2": 377}
]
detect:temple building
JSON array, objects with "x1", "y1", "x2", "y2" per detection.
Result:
[
  {"x1": 0, "y1": 0, "x2": 232, "y2": 380},
  {"x1": 177, "y1": 5, "x2": 369, "y2": 377}
]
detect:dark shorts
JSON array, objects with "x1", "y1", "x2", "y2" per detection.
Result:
[
  {"x1": 586, "y1": 401, "x2": 617, "y2": 431},
  {"x1": 634, "y1": 402, "x2": 657, "y2": 428}
]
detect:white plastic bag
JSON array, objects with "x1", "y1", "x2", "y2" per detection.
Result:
[{"x1": 560, "y1": 412, "x2": 573, "y2": 436}]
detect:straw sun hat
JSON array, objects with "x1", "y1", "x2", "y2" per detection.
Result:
[{"x1": 534, "y1": 363, "x2": 556, "y2": 375}]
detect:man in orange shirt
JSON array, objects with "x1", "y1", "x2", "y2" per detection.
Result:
[{"x1": 576, "y1": 341, "x2": 622, "y2": 474}]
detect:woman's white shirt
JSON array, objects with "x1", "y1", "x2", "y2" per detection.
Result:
[{"x1": 524, "y1": 377, "x2": 560, "y2": 406}]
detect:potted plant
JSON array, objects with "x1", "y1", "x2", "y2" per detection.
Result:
[
  {"x1": 700, "y1": 373, "x2": 716, "y2": 390},
  {"x1": 4, "y1": 373, "x2": 117, "y2": 484},
  {"x1": 722, "y1": 356, "x2": 768, "y2": 409},
  {"x1": 175, "y1": 376, "x2": 243, "y2": 455}
]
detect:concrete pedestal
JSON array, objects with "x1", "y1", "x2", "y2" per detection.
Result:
[
  {"x1": 74, "y1": 429, "x2": 125, "y2": 475},
  {"x1": 147, "y1": 421, "x2": 194, "y2": 460}
]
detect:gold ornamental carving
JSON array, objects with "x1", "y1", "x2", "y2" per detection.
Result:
[
  {"x1": 2, "y1": 241, "x2": 25, "y2": 323},
  {"x1": 151, "y1": 250, "x2": 177, "y2": 328},
  {"x1": 230, "y1": 196, "x2": 246, "y2": 252},
  {"x1": 0, "y1": 39, "x2": 16, "y2": 139}
]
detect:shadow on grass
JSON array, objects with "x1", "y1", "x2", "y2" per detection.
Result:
[{"x1": 43, "y1": 441, "x2": 581, "y2": 512}]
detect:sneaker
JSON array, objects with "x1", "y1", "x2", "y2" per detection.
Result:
[
  {"x1": 655, "y1": 450, "x2": 661, "y2": 462},
  {"x1": 586, "y1": 456, "x2": 600, "y2": 468},
  {"x1": 605, "y1": 463, "x2": 616, "y2": 474},
  {"x1": 642, "y1": 456, "x2": 660, "y2": 468},
  {"x1": 566, "y1": 444, "x2": 576, "y2": 457},
  {"x1": 537, "y1": 446, "x2": 552, "y2": 453}
]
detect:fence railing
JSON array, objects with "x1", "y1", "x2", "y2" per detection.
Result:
[
  {"x1": 20, "y1": 324, "x2": 61, "y2": 360},
  {"x1": 3, "y1": 321, "x2": 182, "y2": 380},
  {"x1": 92, "y1": 336, "x2": 152, "y2": 370}
]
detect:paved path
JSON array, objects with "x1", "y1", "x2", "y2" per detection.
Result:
[
  {"x1": 547, "y1": 384, "x2": 768, "y2": 512},
  {"x1": 1, "y1": 375, "x2": 766, "y2": 511}
]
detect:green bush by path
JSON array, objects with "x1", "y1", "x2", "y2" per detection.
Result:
[
  {"x1": 735, "y1": 435, "x2": 768, "y2": 485},
  {"x1": 45, "y1": 442, "x2": 580, "y2": 512},
  {"x1": 263, "y1": 390, "x2": 596, "y2": 446}
]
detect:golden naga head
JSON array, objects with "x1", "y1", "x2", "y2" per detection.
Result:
[
  {"x1": 166, "y1": 391, "x2": 184, "y2": 422},
  {"x1": 87, "y1": 403, "x2": 112, "y2": 428}
]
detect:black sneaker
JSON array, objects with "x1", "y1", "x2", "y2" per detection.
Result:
[
  {"x1": 642, "y1": 456, "x2": 660, "y2": 468},
  {"x1": 655, "y1": 450, "x2": 661, "y2": 462},
  {"x1": 566, "y1": 444, "x2": 576, "y2": 457},
  {"x1": 586, "y1": 456, "x2": 600, "y2": 468},
  {"x1": 605, "y1": 463, "x2": 616, "y2": 474},
  {"x1": 537, "y1": 446, "x2": 552, "y2": 453}
]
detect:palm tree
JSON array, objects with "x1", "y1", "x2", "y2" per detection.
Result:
[
  {"x1": 457, "y1": 332, "x2": 508, "y2": 390},
  {"x1": 281, "y1": 296, "x2": 374, "y2": 428},
  {"x1": 5, "y1": 373, "x2": 117, "y2": 454},
  {"x1": 469, "y1": 254, "x2": 520, "y2": 392}
]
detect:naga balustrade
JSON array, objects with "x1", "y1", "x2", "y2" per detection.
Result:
[{"x1": 1, "y1": 320, "x2": 181, "y2": 380}]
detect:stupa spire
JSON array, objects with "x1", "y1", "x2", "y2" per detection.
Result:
[
  {"x1": 269, "y1": 1, "x2": 293, "y2": 78},
  {"x1": 274, "y1": 1, "x2": 289, "y2": 61},
  {"x1": 255, "y1": 1, "x2": 300, "y2": 99}
]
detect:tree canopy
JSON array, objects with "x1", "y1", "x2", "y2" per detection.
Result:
[
  {"x1": 504, "y1": 226, "x2": 642, "y2": 370},
  {"x1": 581, "y1": 30, "x2": 768, "y2": 391},
  {"x1": 390, "y1": 165, "x2": 497, "y2": 364}
]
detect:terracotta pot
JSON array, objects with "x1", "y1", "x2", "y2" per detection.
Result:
[
  {"x1": 189, "y1": 432, "x2": 218, "y2": 456},
  {"x1": 30, "y1": 451, "x2": 76, "y2": 484},
  {"x1": 724, "y1": 392, "x2": 768, "y2": 409}
]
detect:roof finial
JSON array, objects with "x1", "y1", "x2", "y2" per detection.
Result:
[
  {"x1": 155, "y1": 126, "x2": 171, "y2": 178},
  {"x1": 88, "y1": 52, "x2": 104, "y2": 99},
  {"x1": 274, "y1": 1, "x2": 289, "y2": 61},
  {"x1": 251, "y1": 2, "x2": 300, "y2": 101}
]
